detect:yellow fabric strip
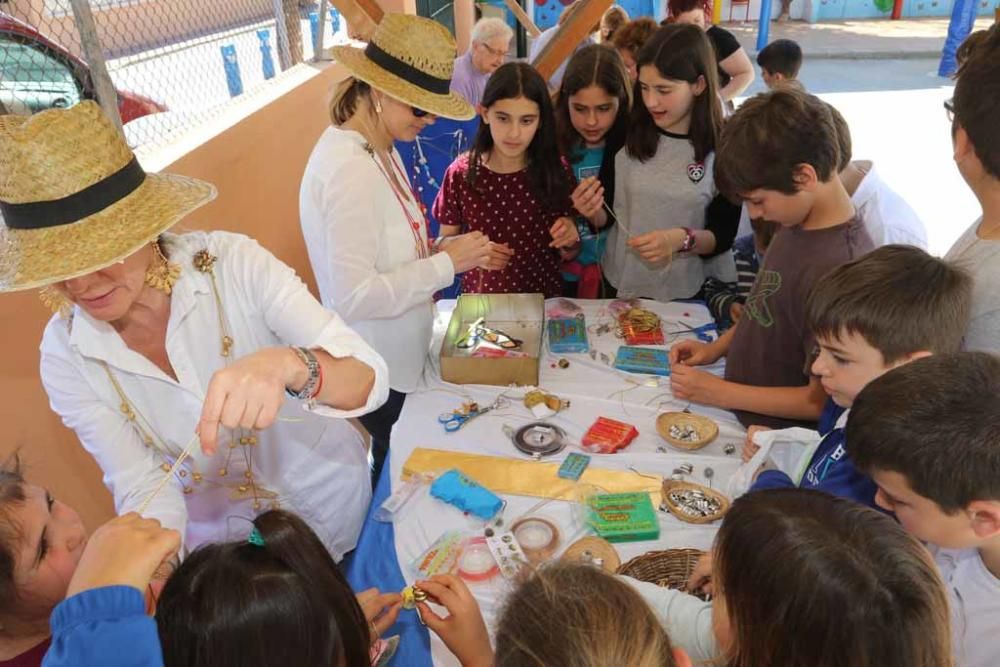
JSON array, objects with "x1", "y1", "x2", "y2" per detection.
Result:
[{"x1": 401, "y1": 448, "x2": 662, "y2": 505}]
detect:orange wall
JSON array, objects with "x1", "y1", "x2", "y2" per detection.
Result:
[{"x1": 0, "y1": 62, "x2": 349, "y2": 531}]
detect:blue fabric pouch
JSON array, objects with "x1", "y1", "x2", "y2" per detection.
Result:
[{"x1": 429, "y1": 469, "x2": 503, "y2": 520}]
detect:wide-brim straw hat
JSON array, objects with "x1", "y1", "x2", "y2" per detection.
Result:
[
  {"x1": 0, "y1": 101, "x2": 216, "y2": 292},
  {"x1": 330, "y1": 14, "x2": 475, "y2": 121}
]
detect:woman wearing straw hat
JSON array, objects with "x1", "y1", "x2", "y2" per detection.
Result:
[
  {"x1": 300, "y1": 14, "x2": 494, "y2": 483},
  {"x1": 0, "y1": 101, "x2": 390, "y2": 559}
]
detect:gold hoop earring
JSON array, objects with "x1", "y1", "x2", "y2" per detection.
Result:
[
  {"x1": 39, "y1": 286, "x2": 73, "y2": 319},
  {"x1": 144, "y1": 241, "x2": 181, "y2": 295}
]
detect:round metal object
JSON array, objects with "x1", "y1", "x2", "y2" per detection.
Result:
[{"x1": 512, "y1": 422, "x2": 568, "y2": 458}]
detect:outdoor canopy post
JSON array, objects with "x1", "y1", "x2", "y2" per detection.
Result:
[{"x1": 756, "y1": 0, "x2": 774, "y2": 51}]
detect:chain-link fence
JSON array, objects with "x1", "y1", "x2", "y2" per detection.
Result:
[{"x1": 1, "y1": 0, "x2": 349, "y2": 153}]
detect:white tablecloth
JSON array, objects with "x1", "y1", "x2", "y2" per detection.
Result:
[{"x1": 387, "y1": 299, "x2": 744, "y2": 666}]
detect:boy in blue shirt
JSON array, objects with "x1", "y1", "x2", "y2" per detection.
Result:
[{"x1": 745, "y1": 245, "x2": 971, "y2": 509}]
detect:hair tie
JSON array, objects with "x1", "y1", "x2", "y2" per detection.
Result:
[{"x1": 248, "y1": 526, "x2": 266, "y2": 547}]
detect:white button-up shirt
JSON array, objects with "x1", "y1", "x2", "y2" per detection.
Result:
[
  {"x1": 299, "y1": 126, "x2": 456, "y2": 392},
  {"x1": 40, "y1": 231, "x2": 389, "y2": 559}
]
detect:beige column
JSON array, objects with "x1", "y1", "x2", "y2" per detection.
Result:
[{"x1": 454, "y1": 0, "x2": 476, "y2": 54}]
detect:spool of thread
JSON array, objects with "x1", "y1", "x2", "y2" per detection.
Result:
[
  {"x1": 511, "y1": 517, "x2": 560, "y2": 563},
  {"x1": 458, "y1": 537, "x2": 500, "y2": 583},
  {"x1": 513, "y1": 422, "x2": 568, "y2": 458}
]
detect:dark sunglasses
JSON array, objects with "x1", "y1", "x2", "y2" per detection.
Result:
[{"x1": 411, "y1": 106, "x2": 431, "y2": 118}]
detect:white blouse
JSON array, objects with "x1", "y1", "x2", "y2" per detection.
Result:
[
  {"x1": 40, "y1": 231, "x2": 389, "y2": 559},
  {"x1": 299, "y1": 126, "x2": 456, "y2": 393}
]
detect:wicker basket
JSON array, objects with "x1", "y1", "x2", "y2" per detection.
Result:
[
  {"x1": 561, "y1": 536, "x2": 621, "y2": 573},
  {"x1": 616, "y1": 548, "x2": 709, "y2": 600},
  {"x1": 660, "y1": 479, "x2": 730, "y2": 525},
  {"x1": 656, "y1": 412, "x2": 719, "y2": 451}
]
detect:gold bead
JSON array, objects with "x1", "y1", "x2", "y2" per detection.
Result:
[
  {"x1": 221, "y1": 335, "x2": 234, "y2": 358},
  {"x1": 218, "y1": 468, "x2": 228, "y2": 476},
  {"x1": 192, "y1": 472, "x2": 203, "y2": 482},
  {"x1": 239, "y1": 436, "x2": 248, "y2": 445},
  {"x1": 244, "y1": 471, "x2": 253, "y2": 479},
  {"x1": 228, "y1": 441, "x2": 237, "y2": 449},
  {"x1": 183, "y1": 487, "x2": 194, "y2": 495},
  {"x1": 253, "y1": 501, "x2": 262, "y2": 510},
  {"x1": 248, "y1": 436, "x2": 257, "y2": 445},
  {"x1": 161, "y1": 463, "x2": 171, "y2": 472},
  {"x1": 238, "y1": 484, "x2": 249, "y2": 492},
  {"x1": 143, "y1": 437, "x2": 153, "y2": 447}
]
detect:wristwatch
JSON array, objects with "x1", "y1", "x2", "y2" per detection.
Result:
[
  {"x1": 679, "y1": 227, "x2": 697, "y2": 253},
  {"x1": 286, "y1": 346, "x2": 321, "y2": 401}
]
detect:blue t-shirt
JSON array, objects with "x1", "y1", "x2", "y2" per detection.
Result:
[
  {"x1": 563, "y1": 146, "x2": 608, "y2": 281},
  {"x1": 751, "y1": 399, "x2": 880, "y2": 511}
]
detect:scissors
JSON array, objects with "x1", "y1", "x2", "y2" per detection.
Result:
[
  {"x1": 668, "y1": 321, "x2": 717, "y2": 342},
  {"x1": 438, "y1": 399, "x2": 505, "y2": 432}
]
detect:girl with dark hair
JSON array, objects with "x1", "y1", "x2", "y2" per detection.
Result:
[
  {"x1": 656, "y1": 489, "x2": 952, "y2": 665},
  {"x1": 433, "y1": 62, "x2": 580, "y2": 298},
  {"x1": 156, "y1": 510, "x2": 397, "y2": 667},
  {"x1": 40, "y1": 510, "x2": 404, "y2": 667},
  {"x1": 555, "y1": 44, "x2": 631, "y2": 298},
  {"x1": 599, "y1": 23, "x2": 739, "y2": 301}
]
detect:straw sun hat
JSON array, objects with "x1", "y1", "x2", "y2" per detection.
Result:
[
  {"x1": 0, "y1": 101, "x2": 216, "y2": 292},
  {"x1": 330, "y1": 14, "x2": 475, "y2": 121}
]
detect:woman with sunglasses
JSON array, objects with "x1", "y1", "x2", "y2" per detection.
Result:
[{"x1": 300, "y1": 14, "x2": 492, "y2": 485}]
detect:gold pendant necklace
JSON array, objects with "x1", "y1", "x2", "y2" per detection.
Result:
[{"x1": 103, "y1": 247, "x2": 277, "y2": 511}]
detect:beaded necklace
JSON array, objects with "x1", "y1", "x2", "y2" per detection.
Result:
[{"x1": 101, "y1": 248, "x2": 277, "y2": 512}]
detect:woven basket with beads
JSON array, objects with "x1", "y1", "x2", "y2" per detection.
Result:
[
  {"x1": 656, "y1": 412, "x2": 719, "y2": 451},
  {"x1": 660, "y1": 479, "x2": 730, "y2": 525},
  {"x1": 616, "y1": 548, "x2": 709, "y2": 601}
]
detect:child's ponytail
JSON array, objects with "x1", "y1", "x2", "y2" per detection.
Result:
[{"x1": 156, "y1": 509, "x2": 371, "y2": 667}]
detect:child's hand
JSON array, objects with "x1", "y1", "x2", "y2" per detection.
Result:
[
  {"x1": 729, "y1": 302, "x2": 745, "y2": 323},
  {"x1": 627, "y1": 229, "x2": 683, "y2": 263},
  {"x1": 416, "y1": 575, "x2": 492, "y2": 667},
  {"x1": 742, "y1": 425, "x2": 771, "y2": 462},
  {"x1": 549, "y1": 217, "x2": 580, "y2": 249},
  {"x1": 356, "y1": 588, "x2": 403, "y2": 641},
  {"x1": 687, "y1": 551, "x2": 715, "y2": 597},
  {"x1": 670, "y1": 364, "x2": 724, "y2": 406},
  {"x1": 65, "y1": 513, "x2": 181, "y2": 599},
  {"x1": 571, "y1": 176, "x2": 605, "y2": 220},
  {"x1": 483, "y1": 242, "x2": 515, "y2": 271},
  {"x1": 669, "y1": 340, "x2": 721, "y2": 366}
]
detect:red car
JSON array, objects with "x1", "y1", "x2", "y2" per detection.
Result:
[{"x1": 1, "y1": 11, "x2": 165, "y2": 121}]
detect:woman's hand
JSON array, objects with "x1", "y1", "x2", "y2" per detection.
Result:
[
  {"x1": 742, "y1": 425, "x2": 772, "y2": 462},
  {"x1": 571, "y1": 176, "x2": 605, "y2": 221},
  {"x1": 416, "y1": 575, "x2": 492, "y2": 667},
  {"x1": 198, "y1": 347, "x2": 304, "y2": 455},
  {"x1": 549, "y1": 217, "x2": 580, "y2": 249},
  {"x1": 441, "y1": 232, "x2": 493, "y2": 274},
  {"x1": 483, "y1": 242, "x2": 515, "y2": 271},
  {"x1": 65, "y1": 513, "x2": 180, "y2": 599},
  {"x1": 627, "y1": 229, "x2": 683, "y2": 264},
  {"x1": 357, "y1": 588, "x2": 403, "y2": 641}
]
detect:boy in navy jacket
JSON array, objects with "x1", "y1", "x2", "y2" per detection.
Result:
[{"x1": 745, "y1": 245, "x2": 971, "y2": 509}]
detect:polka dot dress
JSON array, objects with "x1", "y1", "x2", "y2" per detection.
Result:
[{"x1": 432, "y1": 154, "x2": 575, "y2": 299}]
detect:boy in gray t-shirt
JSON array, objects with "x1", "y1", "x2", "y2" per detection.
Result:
[
  {"x1": 669, "y1": 89, "x2": 872, "y2": 429},
  {"x1": 943, "y1": 26, "x2": 1000, "y2": 354}
]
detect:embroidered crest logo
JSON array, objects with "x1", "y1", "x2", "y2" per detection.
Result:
[
  {"x1": 745, "y1": 270, "x2": 782, "y2": 328},
  {"x1": 687, "y1": 162, "x2": 705, "y2": 183}
]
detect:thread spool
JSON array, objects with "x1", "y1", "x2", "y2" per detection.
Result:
[
  {"x1": 458, "y1": 537, "x2": 500, "y2": 583},
  {"x1": 512, "y1": 422, "x2": 568, "y2": 458},
  {"x1": 511, "y1": 517, "x2": 560, "y2": 563}
]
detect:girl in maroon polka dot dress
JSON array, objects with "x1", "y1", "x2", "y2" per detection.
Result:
[{"x1": 433, "y1": 62, "x2": 580, "y2": 298}]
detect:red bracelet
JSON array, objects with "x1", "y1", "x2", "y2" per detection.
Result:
[
  {"x1": 680, "y1": 227, "x2": 696, "y2": 253},
  {"x1": 311, "y1": 360, "x2": 324, "y2": 400}
]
